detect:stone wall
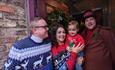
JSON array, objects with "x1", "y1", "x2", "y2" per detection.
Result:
[{"x1": 0, "y1": 0, "x2": 27, "y2": 69}]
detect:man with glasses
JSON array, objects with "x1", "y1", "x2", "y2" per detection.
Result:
[{"x1": 4, "y1": 17, "x2": 52, "y2": 70}]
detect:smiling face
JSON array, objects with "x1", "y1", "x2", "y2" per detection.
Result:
[
  {"x1": 68, "y1": 25, "x2": 79, "y2": 36},
  {"x1": 84, "y1": 17, "x2": 96, "y2": 30},
  {"x1": 56, "y1": 27, "x2": 66, "y2": 45}
]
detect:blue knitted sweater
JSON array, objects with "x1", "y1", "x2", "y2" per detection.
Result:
[{"x1": 4, "y1": 35, "x2": 52, "y2": 70}]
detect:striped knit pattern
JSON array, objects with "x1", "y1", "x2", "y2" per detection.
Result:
[{"x1": 4, "y1": 36, "x2": 52, "y2": 70}]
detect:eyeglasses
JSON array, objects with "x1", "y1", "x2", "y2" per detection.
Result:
[{"x1": 34, "y1": 25, "x2": 48, "y2": 29}]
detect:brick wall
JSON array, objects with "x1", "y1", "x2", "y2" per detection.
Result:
[{"x1": 0, "y1": 0, "x2": 27, "y2": 69}]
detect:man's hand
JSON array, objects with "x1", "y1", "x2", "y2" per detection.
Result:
[{"x1": 77, "y1": 57, "x2": 84, "y2": 65}]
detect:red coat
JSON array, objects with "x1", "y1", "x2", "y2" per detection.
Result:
[{"x1": 82, "y1": 25, "x2": 115, "y2": 70}]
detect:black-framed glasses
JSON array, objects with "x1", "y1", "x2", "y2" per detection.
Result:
[{"x1": 35, "y1": 25, "x2": 48, "y2": 29}]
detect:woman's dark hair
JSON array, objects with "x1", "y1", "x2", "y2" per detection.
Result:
[{"x1": 49, "y1": 22, "x2": 67, "y2": 47}]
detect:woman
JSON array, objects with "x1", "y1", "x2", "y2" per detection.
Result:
[{"x1": 50, "y1": 23, "x2": 84, "y2": 70}]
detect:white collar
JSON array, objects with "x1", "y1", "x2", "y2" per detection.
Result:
[{"x1": 31, "y1": 35, "x2": 43, "y2": 43}]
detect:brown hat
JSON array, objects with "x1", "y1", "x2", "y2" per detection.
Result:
[{"x1": 83, "y1": 10, "x2": 95, "y2": 21}]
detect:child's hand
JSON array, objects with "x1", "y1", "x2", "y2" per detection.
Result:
[
  {"x1": 77, "y1": 57, "x2": 84, "y2": 65},
  {"x1": 66, "y1": 46, "x2": 72, "y2": 52}
]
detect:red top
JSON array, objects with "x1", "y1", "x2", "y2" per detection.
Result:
[
  {"x1": 52, "y1": 43, "x2": 77, "y2": 70},
  {"x1": 65, "y1": 34, "x2": 85, "y2": 47}
]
